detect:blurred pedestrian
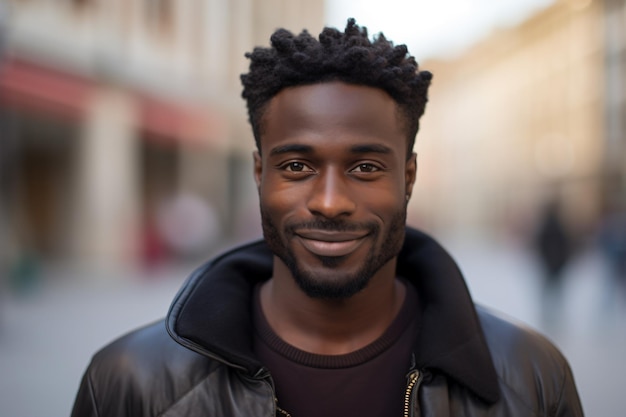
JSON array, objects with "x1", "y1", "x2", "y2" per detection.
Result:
[
  {"x1": 532, "y1": 196, "x2": 574, "y2": 330},
  {"x1": 155, "y1": 191, "x2": 220, "y2": 260}
]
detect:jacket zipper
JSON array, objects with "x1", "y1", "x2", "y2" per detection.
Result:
[
  {"x1": 276, "y1": 401, "x2": 292, "y2": 417},
  {"x1": 404, "y1": 369, "x2": 421, "y2": 417},
  {"x1": 243, "y1": 368, "x2": 285, "y2": 417}
]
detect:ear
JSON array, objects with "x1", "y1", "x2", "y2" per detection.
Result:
[
  {"x1": 405, "y1": 152, "x2": 417, "y2": 201},
  {"x1": 253, "y1": 151, "x2": 262, "y2": 191}
]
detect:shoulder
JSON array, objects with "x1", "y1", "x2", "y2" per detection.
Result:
[
  {"x1": 76, "y1": 320, "x2": 218, "y2": 416},
  {"x1": 90, "y1": 319, "x2": 208, "y2": 373},
  {"x1": 476, "y1": 306, "x2": 582, "y2": 415},
  {"x1": 476, "y1": 306, "x2": 567, "y2": 373}
]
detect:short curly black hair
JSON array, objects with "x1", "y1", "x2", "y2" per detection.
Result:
[{"x1": 240, "y1": 18, "x2": 433, "y2": 157}]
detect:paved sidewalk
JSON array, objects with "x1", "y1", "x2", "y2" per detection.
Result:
[{"x1": 0, "y1": 264, "x2": 191, "y2": 417}]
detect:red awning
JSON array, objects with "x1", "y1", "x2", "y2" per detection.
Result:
[
  {"x1": 138, "y1": 95, "x2": 223, "y2": 146},
  {"x1": 0, "y1": 58, "x2": 92, "y2": 119},
  {"x1": 0, "y1": 57, "x2": 224, "y2": 146}
]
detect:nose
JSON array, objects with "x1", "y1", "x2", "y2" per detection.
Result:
[{"x1": 306, "y1": 168, "x2": 356, "y2": 218}]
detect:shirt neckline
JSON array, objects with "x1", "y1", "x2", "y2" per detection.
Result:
[{"x1": 252, "y1": 278, "x2": 419, "y2": 369}]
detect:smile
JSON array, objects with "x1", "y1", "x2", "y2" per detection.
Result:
[{"x1": 295, "y1": 230, "x2": 369, "y2": 257}]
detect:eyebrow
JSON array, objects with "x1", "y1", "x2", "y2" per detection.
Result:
[
  {"x1": 269, "y1": 144, "x2": 313, "y2": 156},
  {"x1": 350, "y1": 144, "x2": 393, "y2": 155}
]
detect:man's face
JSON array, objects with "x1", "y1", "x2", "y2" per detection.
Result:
[{"x1": 254, "y1": 81, "x2": 417, "y2": 300}]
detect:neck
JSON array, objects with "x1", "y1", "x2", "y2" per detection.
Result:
[{"x1": 259, "y1": 257, "x2": 406, "y2": 355}]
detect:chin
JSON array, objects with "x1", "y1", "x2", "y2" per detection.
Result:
[{"x1": 289, "y1": 258, "x2": 378, "y2": 300}]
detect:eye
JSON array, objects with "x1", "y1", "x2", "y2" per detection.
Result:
[
  {"x1": 282, "y1": 161, "x2": 313, "y2": 172},
  {"x1": 351, "y1": 163, "x2": 380, "y2": 173}
]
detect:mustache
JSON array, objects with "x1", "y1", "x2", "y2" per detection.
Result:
[{"x1": 286, "y1": 218, "x2": 379, "y2": 234}]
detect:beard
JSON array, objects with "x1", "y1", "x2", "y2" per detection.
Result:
[{"x1": 260, "y1": 207, "x2": 406, "y2": 300}]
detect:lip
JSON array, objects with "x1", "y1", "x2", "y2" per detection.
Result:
[{"x1": 295, "y1": 230, "x2": 369, "y2": 257}]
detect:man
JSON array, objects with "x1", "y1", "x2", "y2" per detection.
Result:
[{"x1": 71, "y1": 19, "x2": 584, "y2": 417}]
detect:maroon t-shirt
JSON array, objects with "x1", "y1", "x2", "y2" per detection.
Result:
[{"x1": 253, "y1": 280, "x2": 420, "y2": 417}]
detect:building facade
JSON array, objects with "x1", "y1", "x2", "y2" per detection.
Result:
[
  {"x1": 411, "y1": 0, "x2": 609, "y2": 243},
  {"x1": 0, "y1": 0, "x2": 324, "y2": 277}
]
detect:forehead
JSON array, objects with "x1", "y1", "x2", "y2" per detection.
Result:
[{"x1": 259, "y1": 82, "x2": 405, "y2": 153}]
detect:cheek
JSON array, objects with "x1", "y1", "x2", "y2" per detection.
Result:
[
  {"x1": 360, "y1": 183, "x2": 406, "y2": 213},
  {"x1": 259, "y1": 179, "x2": 306, "y2": 216},
  {"x1": 374, "y1": 199, "x2": 405, "y2": 224}
]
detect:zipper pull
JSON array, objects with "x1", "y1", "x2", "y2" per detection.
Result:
[
  {"x1": 406, "y1": 369, "x2": 420, "y2": 383},
  {"x1": 404, "y1": 370, "x2": 421, "y2": 417}
]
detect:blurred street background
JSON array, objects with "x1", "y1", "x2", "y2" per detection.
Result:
[{"x1": 0, "y1": 0, "x2": 625, "y2": 416}]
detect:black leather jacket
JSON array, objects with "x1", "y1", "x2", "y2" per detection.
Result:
[{"x1": 71, "y1": 228, "x2": 584, "y2": 416}]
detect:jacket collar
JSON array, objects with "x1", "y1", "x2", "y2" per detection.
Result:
[{"x1": 166, "y1": 227, "x2": 500, "y2": 403}]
